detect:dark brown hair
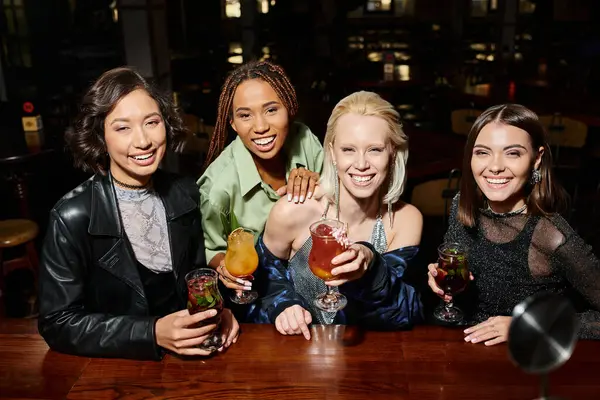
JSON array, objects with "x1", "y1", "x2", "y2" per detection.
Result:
[
  {"x1": 458, "y1": 103, "x2": 568, "y2": 227},
  {"x1": 67, "y1": 66, "x2": 187, "y2": 173},
  {"x1": 203, "y1": 60, "x2": 298, "y2": 168}
]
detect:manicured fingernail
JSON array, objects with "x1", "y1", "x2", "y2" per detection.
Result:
[
  {"x1": 294, "y1": 196, "x2": 298, "y2": 203},
  {"x1": 244, "y1": 286, "x2": 252, "y2": 291},
  {"x1": 208, "y1": 309, "x2": 217, "y2": 316},
  {"x1": 288, "y1": 194, "x2": 292, "y2": 201},
  {"x1": 464, "y1": 328, "x2": 471, "y2": 333},
  {"x1": 307, "y1": 192, "x2": 313, "y2": 199},
  {"x1": 299, "y1": 195, "x2": 305, "y2": 202},
  {"x1": 464, "y1": 336, "x2": 471, "y2": 342}
]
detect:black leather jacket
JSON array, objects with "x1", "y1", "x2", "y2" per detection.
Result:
[{"x1": 38, "y1": 170, "x2": 206, "y2": 360}]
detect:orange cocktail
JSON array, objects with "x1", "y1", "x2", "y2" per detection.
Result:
[{"x1": 225, "y1": 228, "x2": 259, "y2": 304}]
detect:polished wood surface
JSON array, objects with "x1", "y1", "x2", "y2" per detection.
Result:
[{"x1": 1, "y1": 319, "x2": 598, "y2": 400}]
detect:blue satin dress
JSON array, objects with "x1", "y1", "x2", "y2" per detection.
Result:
[{"x1": 249, "y1": 215, "x2": 424, "y2": 329}]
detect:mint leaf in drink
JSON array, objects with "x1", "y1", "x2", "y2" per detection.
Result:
[{"x1": 194, "y1": 293, "x2": 209, "y2": 307}]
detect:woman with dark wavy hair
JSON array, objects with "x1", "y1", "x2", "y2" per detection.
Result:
[
  {"x1": 427, "y1": 104, "x2": 600, "y2": 345},
  {"x1": 38, "y1": 67, "x2": 239, "y2": 360}
]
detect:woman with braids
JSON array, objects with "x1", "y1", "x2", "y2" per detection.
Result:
[
  {"x1": 198, "y1": 60, "x2": 323, "y2": 296},
  {"x1": 38, "y1": 67, "x2": 239, "y2": 360}
]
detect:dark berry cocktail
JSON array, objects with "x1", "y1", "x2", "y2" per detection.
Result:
[
  {"x1": 433, "y1": 243, "x2": 469, "y2": 323},
  {"x1": 185, "y1": 269, "x2": 223, "y2": 351}
]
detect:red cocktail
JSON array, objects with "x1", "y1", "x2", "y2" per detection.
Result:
[
  {"x1": 185, "y1": 268, "x2": 223, "y2": 351},
  {"x1": 308, "y1": 219, "x2": 349, "y2": 312}
]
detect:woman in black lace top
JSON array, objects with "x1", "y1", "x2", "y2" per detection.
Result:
[{"x1": 427, "y1": 104, "x2": 600, "y2": 345}]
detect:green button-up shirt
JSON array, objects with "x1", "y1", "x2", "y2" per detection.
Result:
[{"x1": 198, "y1": 121, "x2": 324, "y2": 263}]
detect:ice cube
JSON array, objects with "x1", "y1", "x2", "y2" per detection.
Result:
[{"x1": 315, "y1": 224, "x2": 333, "y2": 236}]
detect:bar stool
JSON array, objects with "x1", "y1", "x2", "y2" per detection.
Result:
[{"x1": 0, "y1": 219, "x2": 39, "y2": 298}]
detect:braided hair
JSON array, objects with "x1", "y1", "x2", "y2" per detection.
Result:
[{"x1": 204, "y1": 60, "x2": 299, "y2": 168}]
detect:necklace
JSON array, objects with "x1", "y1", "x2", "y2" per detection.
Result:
[
  {"x1": 112, "y1": 175, "x2": 151, "y2": 190},
  {"x1": 483, "y1": 202, "x2": 528, "y2": 217}
]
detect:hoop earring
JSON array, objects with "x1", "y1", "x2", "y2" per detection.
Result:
[
  {"x1": 333, "y1": 161, "x2": 340, "y2": 220},
  {"x1": 530, "y1": 169, "x2": 542, "y2": 185},
  {"x1": 387, "y1": 168, "x2": 393, "y2": 228}
]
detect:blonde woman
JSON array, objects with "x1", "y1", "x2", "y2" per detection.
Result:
[{"x1": 252, "y1": 91, "x2": 424, "y2": 339}]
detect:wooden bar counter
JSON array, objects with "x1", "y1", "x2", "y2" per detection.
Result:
[{"x1": 1, "y1": 319, "x2": 597, "y2": 399}]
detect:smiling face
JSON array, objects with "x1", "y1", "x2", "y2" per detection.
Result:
[
  {"x1": 104, "y1": 89, "x2": 167, "y2": 186},
  {"x1": 230, "y1": 79, "x2": 289, "y2": 160},
  {"x1": 471, "y1": 122, "x2": 543, "y2": 212},
  {"x1": 330, "y1": 113, "x2": 392, "y2": 201}
]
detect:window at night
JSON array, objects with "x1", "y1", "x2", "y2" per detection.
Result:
[
  {"x1": 225, "y1": 0, "x2": 241, "y2": 18},
  {"x1": 366, "y1": 0, "x2": 393, "y2": 13}
]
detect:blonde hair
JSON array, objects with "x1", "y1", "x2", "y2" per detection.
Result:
[{"x1": 320, "y1": 91, "x2": 408, "y2": 206}]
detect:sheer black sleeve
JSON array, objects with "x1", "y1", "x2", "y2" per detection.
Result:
[{"x1": 553, "y1": 233, "x2": 600, "y2": 340}]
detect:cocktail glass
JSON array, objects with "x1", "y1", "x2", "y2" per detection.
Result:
[
  {"x1": 433, "y1": 242, "x2": 469, "y2": 323},
  {"x1": 308, "y1": 219, "x2": 348, "y2": 312},
  {"x1": 185, "y1": 268, "x2": 224, "y2": 351},
  {"x1": 225, "y1": 227, "x2": 259, "y2": 304}
]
